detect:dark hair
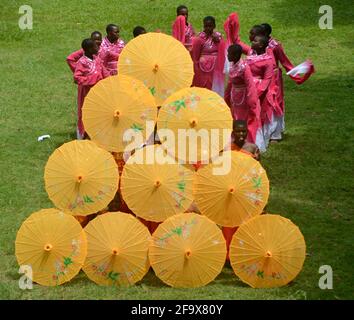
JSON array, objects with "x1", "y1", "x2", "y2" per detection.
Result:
[
  {"x1": 90, "y1": 31, "x2": 102, "y2": 38},
  {"x1": 251, "y1": 24, "x2": 266, "y2": 36},
  {"x1": 233, "y1": 120, "x2": 247, "y2": 130},
  {"x1": 177, "y1": 5, "x2": 188, "y2": 15},
  {"x1": 255, "y1": 35, "x2": 269, "y2": 48},
  {"x1": 203, "y1": 16, "x2": 216, "y2": 26},
  {"x1": 261, "y1": 23, "x2": 272, "y2": 36},
  {"x1": 228, "y1": 44, "x2": 243, "y2": 59},
  {"x1": 81, "y1": 38, "x2": 95, "y2": 51},
  {"x1": 133, "y1": 26, "x2": 146, "y2": 37},
  {"x1": 106, "y1": 24, "x2": 119, "y2": 34}
]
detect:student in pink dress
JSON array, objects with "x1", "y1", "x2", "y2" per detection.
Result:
[
  {"x1": 192, "y1": 16, "x2": 226, "y2": 97},
  {"x1": 66, "y1": 31, "x2": 102, "y2": 73},
  {"x1": 246, "y1": 34, "x2": 278, "y2": 149},
  {"x1": 99, "y1": 24, "x2": 125, "y2": 76},
  {"x1": 225, "y1": 44, "x2": 265, "y2": 151},
  {"x1": 172, "y1": 5, "x2": 195, "y2": 53},
  {"x1": 261, "y1": 23, "x2": 314, "y2": 142},
  {"x1": 74, "y1": 39, "x2": 110, "y2": 139}
]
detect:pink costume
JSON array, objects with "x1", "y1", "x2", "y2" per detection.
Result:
[
  {"x1": 223, "y1": 13, "x2": 251, "y2": 56},
  {"x1": 99, "y1": 37, "x2": 125, "y2": 76},
  {"x1": 246, "y1": 51, "x2": 278, "y2": 148},
  {"x1": 66, "y1": 49, "x2": 84, "y2": 73},
  {"x1": 225, "y1": 59, "x2": 265, "y2": 151},
  {"x1": 74, "y1": 55, "x2": 110, "y2": 139},
  {"x1": 192, "y1": 31, "x2": 226, "y2": 97},
  {"x1": 172, "y1": 15, "x2": 195, "y2": 53},
  {"x1": 266, "y1": 37, "x2": 314, "y2": 139}
]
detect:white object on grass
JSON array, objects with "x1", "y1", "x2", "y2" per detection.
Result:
[{"x1": 37, "y1": 135, "x2": 51, "y2": 142}]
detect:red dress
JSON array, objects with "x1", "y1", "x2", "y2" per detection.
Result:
[
  {"x1": 73, "y1": 55, "x2": 109, "y2": 138},
  {"x1": 266, "y1": 38, "x2": 314, "y2": 138},
  {"x1": 66, "y1": 49, "x2": 84, "y2": 73},
  {"x1": 99, "y1": 37, "x2": 125, "y2": 76},
  {"x1": 172, "y1": 15, "x2": 195, "y2": 53},
  {"x1": 223, "y1": 12, "x2": 251, "y2": 55},
  {"x1": 224, "y1": 59, "x2": 263, "y2": 149},
  {"x1": 246, "y1": 51, "x2": 278, "y2": 127},
  {"x1": 192, "y1": 32, "x2": 226, "y2": 97}
]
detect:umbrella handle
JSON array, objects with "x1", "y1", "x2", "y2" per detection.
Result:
[
  {"x1": 185, "y1": 249, "x2": 192, "y2": 259},
  {"x1": 153, "y1": 64, "x2": 159, "y2": 73},
  {"x1": 265, "y1": 251, "x2": 272, "y2": 258},
  {"x1": 154, "y1": 180, "x2": 162, "y2": 187},
  {"x1": 189, "y1": 118, "x2": 198, "y2": 128},
  {"x1": 44, "y1": 244, "x2": 53, "y2": 252}
]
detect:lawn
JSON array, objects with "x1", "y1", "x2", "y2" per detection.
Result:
[{"x1": 0, "y1": 0, "x2": 353, "y2": 300}]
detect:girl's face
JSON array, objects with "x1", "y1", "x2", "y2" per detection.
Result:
[
  {"x1": 251, "y1": 36, "x2": 264, "y2": 51},
  {"x1": 91, "y1": 34, "x2": 102, "y2": 48},
  {"x1": 88, "y1": 42, "x2": 99, "y2": 56},
  {"x1": 108, "y1": 26, "x2": 119, "y2": 42},
  {"x1": 249, "y1": 28, "x2": 257, "y2": 42},
  {"x1": 178, "y1": 8, "x2": 188, "y2": 22},
  {"x1": 203, "y1": 20, "x2": 215, "y2": 36}
]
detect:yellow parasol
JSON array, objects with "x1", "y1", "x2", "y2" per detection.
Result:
[
  {"x1": 229, "y1": 214, "x2": 306, "y2": 288},
  {"x1": 23, "y1": 208, "x2": 58, "y2": 222},
  {"x1": 149, "y1": 213, "x2": 226, "y2": 288},
  {"x1": 193, "y1": 151, "x2": 269, "y2": 227},
  {"x1": 157, "y1": 87, "x2": 233, "y2": 164},
  {"x1": 44, "y1": 140, "x2": 118, "y2": 216},
  {"x1": 120, "y1": 145, "x2": 194, "y2": 222},
  {"x1": 82, "y1": 212, "x2": 150, "y2": 286},
  {"x1": 82, "y1": 75, "x2": 157, "y2": 153},
  {"x1": 15, "y1": 208, "x2": 87, "y2": 286},
  {"x1": 118, "y1": 32, "x2": 194, "y2": 105}
]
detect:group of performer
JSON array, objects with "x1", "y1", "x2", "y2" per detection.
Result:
[
  {"x1": 66, "y1": 5, "x2": 314, "y2": 153},
  {"x1": 65, "y1": 5, "x2": 314, "y2": 260}
]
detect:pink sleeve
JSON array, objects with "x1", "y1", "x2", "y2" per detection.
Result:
[
  {"x1": 172, "y1": 16, "x2": 186, "y2": 44},
  {"x1": 96, "y1": 56, "x2": 110, "y2": 79},
  {"x1": 224, "y1": 81, "x2": 232, "y2": 107},
  {"x1": 274, "y1": 43, "x2": 294, "y2": 72},
  {"x1": 244, "y1": 65, "x2": 259, "y2": 117},
  {"x1": 215, "y1": 38, "x2": 226, "y2": 74},
  {"x1": 224, "y1": 13, "x2": 240, "y2": 45},
  {"x1": 190, "y1": 24, "x2": 196, "y2": 36},
  {"x1": 66, "y1": 49, "x2": 83, "y2": 73},
  {"x1": 101, "y1": 62, "x2": 110, "y2": 79},
  {"x1": 239, "y1": 41, "x2": 251, "y2": 55},
  {"x1": 257, "y1": 60, "x2": 274, "y2": 97},
  {"x1": 74, "y1": 61, "x2": 102, "y2": 86},
  {"x1": 192, "y1": 36, "x2": 203, "y2": 68}
]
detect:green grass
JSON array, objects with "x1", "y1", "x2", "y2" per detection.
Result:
[{"x1": 0, "y1": 0, "x2": 353, "y2": 300}]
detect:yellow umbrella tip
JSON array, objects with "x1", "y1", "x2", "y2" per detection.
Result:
[
  {"x1": 184, "y1": 249, "x2": 192, "y2": 259},
  {"x1": 154, "y1": 180, "x2": 162, "y2": 188},
  {"x1": 265, "y1": 250, "x2": 272, "y2": 258},
  {"x1": 44, "y1": 244, "x2": 53, "y2": 252},
  {"x1": 113, "y1": 110, "x2": 121, "y2": 118}
]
